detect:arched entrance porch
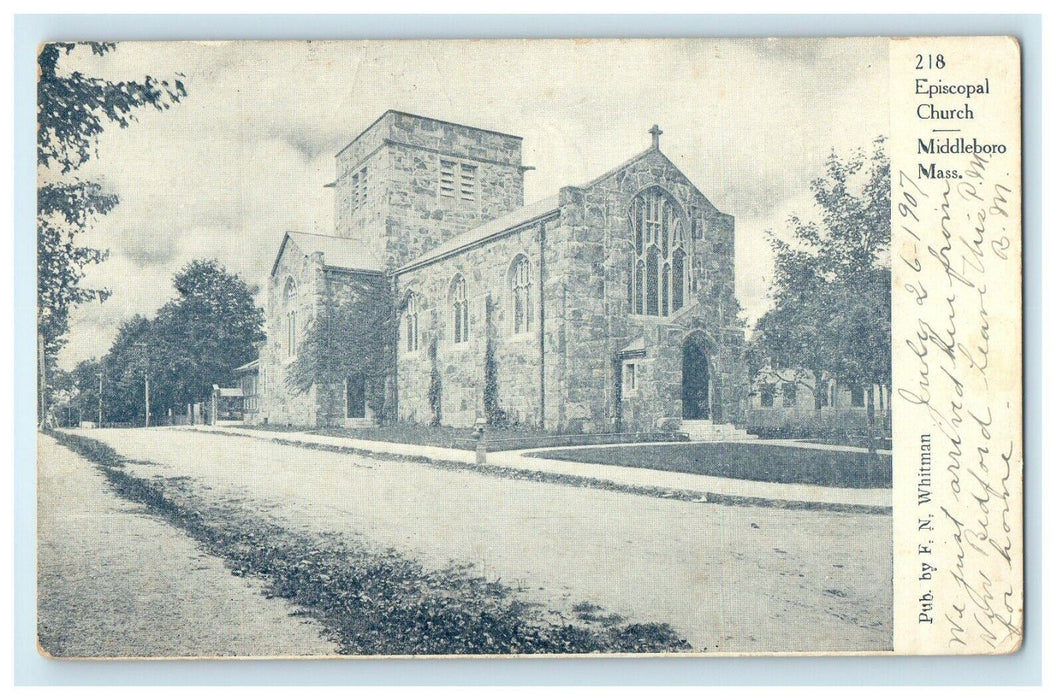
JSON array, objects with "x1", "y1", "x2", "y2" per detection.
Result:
[{"x1": 681, "y1": 332, "x2": 722, "y2": 422}]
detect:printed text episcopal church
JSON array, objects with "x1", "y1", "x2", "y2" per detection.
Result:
[{"x1": 252, "y1": 111, "x2": 747, "y2": 433}]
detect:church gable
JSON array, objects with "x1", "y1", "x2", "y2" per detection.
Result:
[
  {"x1": 561, "y1": 142, "x2": 736, "y2": 321},
  {"x1": 270, "y1": 232, "x2": 306, "y2": 280},
  {"x1": 271, "y1": 231, "x2": 382, "y2": 280},
  {"x1": 579, "y1": 146, "x2": 728, "y2": 225}
]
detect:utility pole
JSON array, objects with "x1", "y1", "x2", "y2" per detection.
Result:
[
  {"x1": 144, "y1": 360, "x2": 150, "y2": 428},
  {"x1": 97, "y1": 371, "x2": 104, "y2": 428}
]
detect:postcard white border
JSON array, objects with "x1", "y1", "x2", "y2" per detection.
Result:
[{"x1": 11, "y1": 13, "x2": 1043, "y2": 686}]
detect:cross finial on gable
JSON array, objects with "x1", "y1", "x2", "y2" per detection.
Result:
[{"x1": 649, "y1": 124, "x2": 663, "y2": 150}]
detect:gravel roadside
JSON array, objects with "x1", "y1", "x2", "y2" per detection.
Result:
[{"x1": 37, "y1": 433, "x2": 336, "y2": 658}]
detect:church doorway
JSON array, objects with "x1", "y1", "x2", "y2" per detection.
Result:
[
  {"x1": 681, "y1": 342, "x2": 709, "y2": 419},
  {"x1": 682, "y1": 339, "x2": 720, "y2": 421},
  {"x1": 346, "y1": 374, "x2": 366, "y2": 419}
]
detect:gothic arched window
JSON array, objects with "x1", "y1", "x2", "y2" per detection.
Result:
[
  {"x1": 629, "y1": 188, "x2": 688, "y2": 316},
  {"x1": 672, "y1": 248, "x2": 686, "y2": 308},
  {"x1": 509, "y1": 254, "x2": 532, "y2": 335},
  {"x1": 450, "y1": 275, "x2": 469, "y2": 345},
  {"x1": 403, "y1": 291, "x2": 421, "y2": 353},
  {"x1": 284, "y1": 277, "x2": 298, "y2": 358}
]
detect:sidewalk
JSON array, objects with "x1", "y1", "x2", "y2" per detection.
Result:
[
  {"x1": 758, "y1": 438, "x2": 892, "y2": 456},
  {"x1": 187, "y1": 425, "x2": 891, "y2": 510},
  {"x1": 185, "y1": 424, "x2": 474, "y2": 463}
]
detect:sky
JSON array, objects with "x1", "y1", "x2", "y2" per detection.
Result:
[{"x1": 52, "y1": 38, "x2": 888, "y2": 369}]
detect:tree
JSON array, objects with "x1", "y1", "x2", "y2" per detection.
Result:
[
  {"x1": 62, "y1": 358, "x2": 105, "y2": 426},
  {"x1": 286, "y1": 279, "x2": 395, "y2": 423},
  {"x1": 152, "y1": 260, "x2": 265, "y2": 414},
  {"x1": 428, "y1": 338, "x2": 442, "y2": 427},
  {"x1": 37, "y1": 42, "x2": 186, "y2": 424},
  {"x1": 80, "y1": 262, "x2": 263, "y2": 425},
  {"x1": 100, "y1": 315, "x2": 154, "y2": 424},
  {"x1": 751, "y1": 137, "x2": 890, "y2": 451},
  {"x1": 482, "y1": 293, "x2": 506, "y2": 426}
]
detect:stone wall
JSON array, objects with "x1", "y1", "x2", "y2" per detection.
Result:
[
  {"x1": 313, "y1": 269, "x2": 391, "y2": 428},
  {"x1": 260, "y1": 235, "x2": 390, "y2": 428},
  {"x1": 260, "y1": 238, "x2": 322, "y2": 427},
  {"x1": 333, "y1": 145, "x2": 391, "y2": 269},
  {"x1": 394, "y1": 214, "x2": 559, "y2": 427}
]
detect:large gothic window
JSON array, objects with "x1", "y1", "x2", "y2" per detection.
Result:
[
  {"x1": 450, "y1": 275, "x2": 469, "y2": 345},
  {"x1": 509, "y1": 254, "x2": 533, "y2": 335},
  {"x1": 629, "y1": 188, "x2": 688, "y2": 316},
  {"x1": 284, "y1": 277, "x2": 298, "y2": 358}
]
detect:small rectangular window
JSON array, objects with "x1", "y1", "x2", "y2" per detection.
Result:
[
  {"x1": 440, "y1": 159, "x2": 456, "y2": 199},
  {"x1": 460, "y1": 163, "x2": 477, "y2": 202},
  {"x1": 760, "y1": 387, "x2": 774, "y2": 408},
  {"x1": 350, "y1": 167, "x2": 369, "y2": 213},
  {"x1": 783, "y1": 382, "x2": 797, "y2": 407},
  {"x1": 622, "y1": 362, "x2": 638, "y2": 397},
  {"x1": 850, "y1": 384, "x2": 865, "y2": 407},
  {"x1": 440, "y1": 159, "x2": 477, "y2": 203}
]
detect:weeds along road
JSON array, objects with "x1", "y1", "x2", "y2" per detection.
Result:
[
  {"x1": 37, "y1": 433, "x2": 336, "y2": 658},
  {"x1": 68, "y1": 427, "x2": 892, "y2": 653}
]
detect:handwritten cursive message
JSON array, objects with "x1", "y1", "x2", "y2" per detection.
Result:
[{"x1": 891, "y1": 37, "x2": 1023, "y2": 655}]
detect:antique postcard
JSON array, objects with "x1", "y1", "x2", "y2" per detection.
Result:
[{"x1": 35, "y1": 37, "x2": 1023, "y2": 657}]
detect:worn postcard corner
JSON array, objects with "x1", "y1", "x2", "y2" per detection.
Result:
[{"x1": 34, "y1": 35, "x2": 1022, "y2": 659}]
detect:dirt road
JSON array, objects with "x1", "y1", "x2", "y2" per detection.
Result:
[
  {"x1": 37, "y1": 433, "x2": 336, "y2": 658},
  {"x1": 73, "y1": 427, "x2": 892, "y2": 653}
]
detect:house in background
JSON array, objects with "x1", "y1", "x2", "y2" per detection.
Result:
[
  {"x1": 746, "y1": 366, "x2": 891, "y2": 440},
  {"x1": 208, "y1": 385, "x2": 244, "y2": 424},
  {"x1": 233, "y1": 359, "x2": 261, "y2": 424}
]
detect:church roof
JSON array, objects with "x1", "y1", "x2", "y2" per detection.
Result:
[
  {"x1": 398, "y1": 195, "x2": 560, "y2": 273},
  {"x1": 271, "y1": 231, "x2": 384, "y2": 277},
  {"x1": 233, "y1": 358, "x2": 260, "y2": 374}
]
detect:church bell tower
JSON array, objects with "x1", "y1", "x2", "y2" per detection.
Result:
[{"x1": 330, "y1": 110, "x2": 526, "y2": 272}]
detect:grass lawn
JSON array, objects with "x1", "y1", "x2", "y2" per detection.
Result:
[
  {"x1": 239, "y1": 422, "x2": 542, "y2": 450},
  {"x1": 527, "y1": 442, "x2": 892, "y2": 489},
  {"x1": 237, "y1": 423, "x2": 687, "y2": 452}
]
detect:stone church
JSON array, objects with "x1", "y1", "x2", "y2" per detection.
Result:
[{"x1": 255, "y1": 110, "x2": 746, "y2": 433}]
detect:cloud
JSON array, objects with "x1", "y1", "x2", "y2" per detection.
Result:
[{"x1": 53, "y1": 38, "x2": 888, "y2": 369}]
